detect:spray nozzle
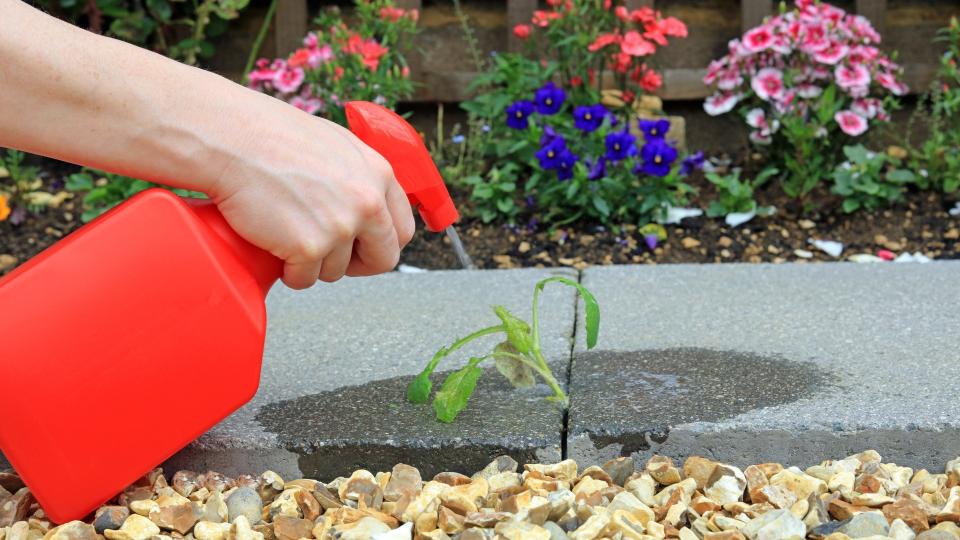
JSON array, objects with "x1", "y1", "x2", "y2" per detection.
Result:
[{"x1": 345, "y1": 101, "x2": 459, "y2": 233}]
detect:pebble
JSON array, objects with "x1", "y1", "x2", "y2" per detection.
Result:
[
  {"x1": 226, "y1": 487, "x2": 262, "y2": 525},
  {"x1": 104, "y1": 515, "x2": 160, "y2": 540},
  {"x1": 681, "y1": 237, "x2": 701, "y2": 249},
  {"x1": 794, "y1": 249, "x2": 814, "y2": 259},
  {"x1": 799, "y1": 219, "x2": 816, "y2": 229},
  {"x1": 0, "y1": 255, "x2": 17, "y2": 273},
  {"x1": 45, "y1": 521, "x2": 100, "y2": 540},
  {"x1": 94, "y1": 507, "x2": 130, "y2": 534},
  {"x1": 840, "y1": 511, "x2": 889, "y2": 538},
  {"x1": 741, "y1": 509, "x2": 806, "y2": 540}
]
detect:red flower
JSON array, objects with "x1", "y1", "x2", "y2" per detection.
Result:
[
  {"x1": 333, "y1": 66, "x2": 344, "y2": 80},
  {"x1": 532, "y1": 10, "x2": 560, "y2": 27},
  {"x1": 513, "y1": 24, "x2": 532, "y2": 39},
  {"x1": 345, "y1": 34, "x2": 389, "y2": 71},
  {"x1": 407, "y1": 8, "x2": 419, "y2": 22},
  {"x1": 660, "y1": 16, "x2": 687, "y2": 37},
  {"x1": 546, "y1": 0, "x2": 563, "y2": 7},
  {"x1": 287, "y1": 48, "x2": 311, "y2": 68},
  {"x1": 402, "y1": 65, "x2": 411, "y2": 77},
  {"x1": 379, "y1": 6, "x2": 405, "y2": 22},
  {"x1": 640, "y1": 69, "x2": 663, "y2": 92},
  {"x1": 643, "y1": 21, "x2": 667, "y2": 46},
  {"x1": 603, "y1": 0, "x2": 611, "y2": 8},
  {"x1": 588, "y1": 32, "x2": 620, "y2": 52},
  {"x1": 621, "y1": 30, "x2": 655, "y2": 56},
  {"x1": 612, "y1": 52, "x2": 632, "y2": 73},
  {"x1": 622, "y1": 90, "x2": 636, "y2": 104},
  {"x1": 615, "y1": 6, "x2": 629, "y2": 21},
  {"x1": 630, "y1": 7, "x2": 656, "y2": 24},
  {"x1": 570, "y1": 75, "x2": 583, "y2": 87}
]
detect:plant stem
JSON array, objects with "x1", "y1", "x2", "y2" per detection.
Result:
[
  {"x1": 528, "y1": 279, "x2": 568, "y2": 405},
  {"x1": 427, "y1": 325, "x2": 504, "y2": 372},
  {"x1": 243, "y1": 0, "x2": 279, "y2": 80}
]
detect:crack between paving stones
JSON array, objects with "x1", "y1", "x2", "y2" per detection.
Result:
[{"x1": 559, "y1": 269, "x2": 583, "y2": 460}]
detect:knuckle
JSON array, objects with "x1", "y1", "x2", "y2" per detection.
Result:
[
  {"x1": 354, "y1": 189, "x2": 386, "y2": 220},
  {"x1": 293, "y1": 237, "x2": 324, "y2": 262}
]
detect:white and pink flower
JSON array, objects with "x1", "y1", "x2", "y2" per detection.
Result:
[
  {"x1": 273, "y1": 66, "x2": 305, "y2": 94},
  {"x1": 835, "y1": 64, "x2": 870, "y2": 90},
  {"x1": 876, "y1": 72, "x2": 908, "y2": 95},
  {"x1": 751, "y1": 68, "x2": 785, "y2": 101},
  {"x1": 703, "y1": 93, "x2": 740, "y2": 116},
  {"x1": 749, "y1": 130, "x2": 773, "y2": 145},
  {"x1": 814, "y1": 43, "x2": 848, "y2": 65},
  {"x1": 835, "y1": 110, "x2": 868, "y2": 136},
  {"x1": 717, "y1": 69, "x2": 744, "y2": 91},
  {"x1": 851, "y1": 98, "x2": 879, "y2": 118},
  {"x1": 743, "y1": 24, "x2": 775, "y2": 53},
  {"x1": 289, "y1": 96, "x2": 324, "y2": 115},
  {"x1": 796, "y1": 83, "x2": 823, "y2": 99}
]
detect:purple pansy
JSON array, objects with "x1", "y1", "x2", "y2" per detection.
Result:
[
  {"x1": 534, "y1": 82, "x2": 566, "y2": 115},
  {"x1": 506, "y1": 100, "x2": 535, "y2": 129}
]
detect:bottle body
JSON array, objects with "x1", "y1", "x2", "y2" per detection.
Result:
[{"x1": 0, "y1": 189, "x2": 279, "y2": 522}]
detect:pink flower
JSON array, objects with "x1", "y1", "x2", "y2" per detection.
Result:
[
  {"x1": 703, "y1": 93, "x2": 739, "y2": 116},
  {"x1": 835, "y1": 64, "x2": 870, "y2": 90},
  {"x1": 743, "y1": 25, "x2": 774, "y2": 53},
  {"x1": 800, "y1": 24, "x2": 830, "y2": 53},
  {"x1": 309, "y1": 45, "x2": 333, "y2": 67},
  {"x1": 614, "y1": 6, "x2": 629, "y2": 21},
  {"x1": 751, "y1": 67, "x2": 785, "y2": 101},
  {"x1": 532, "y1": 10, "x2": 560, "y2": 27},
  {"x1": 835, "y1": 110, "x2": 868, "y2": 136},
  {"x1": 814, "y1": 43, "x2": 848, "y2": 65},
  {"x1": 289, "y1": 96, "x2": 323, "y2": 115},
  {"x1": 247, "y1": 59, "x2": 285, "y2": 89},
  {"x1": 621, "y1": 31, "x2": 655, "y2": 56},
  {"x1": 303, "y1": 32, "x2": 318, "y2": 48},
  {"x1": 703, "y1": 59, "x2": 725, "y2": 85},
  {"x1": 849, "y1": 15, "x2": 881, "y2": 43},
  {"x1": 379, "y1": 7, "x2": 405, "y2": 22},
  {"x1": 847, "y1": 45, "x2": 878, "y2": 65},
  {"x1": 876, "y1": 72, "x2": 908, "y2": 95},
  {"x1": 274, "y1": 66, "x2": 305, "y2": 93}
]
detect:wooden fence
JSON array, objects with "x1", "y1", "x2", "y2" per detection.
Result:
[{"x1": 261, "y1": 0, "x2": 946, "y2": 102}]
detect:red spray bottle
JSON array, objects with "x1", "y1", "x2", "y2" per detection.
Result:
[{"x1": 0, "y1": 101, "x2": 457, "y2": 523}]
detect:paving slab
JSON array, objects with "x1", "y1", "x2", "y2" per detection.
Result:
[
  {"x1": 163, "y1": 268, "x2": 578, "y2": 480},
  {"x1": 569, "y1": 261, "x2": 960, "y2": 470}
]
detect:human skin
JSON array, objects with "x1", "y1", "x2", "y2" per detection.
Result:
[{"x1": 0, "y1": 0, "x2": 415, "y2": 289}]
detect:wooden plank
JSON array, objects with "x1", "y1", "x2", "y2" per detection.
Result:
[
  {"x1": 274, "y1": 0, "x2": 307, "y2": 58},
  {"x1": 507, "y1": 0, "x2": 537, "y2": 53},
  {"x1": 855, "y1": 0, "x2": 887, "y2": 35},
  {"x1": 394, "y1": 0, "x2": 421, "y2": 10},
  {"x1": 741, "y1": 0, "x2": 772, "y2": 33}
]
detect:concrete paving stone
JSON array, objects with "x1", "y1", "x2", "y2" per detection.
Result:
[
  {"x1": 569, "y1": 261, "x2": 960, "y2": 470},
  {"x1": 163, "y1": 267, "x2": 578, "y2": 480}
]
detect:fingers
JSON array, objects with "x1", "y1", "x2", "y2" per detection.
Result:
[
  {"x1": 282, "y1": 256, "x2": 323, "y2": 290},
  {"x1": 347, "y1": 203, "x2": 401, "y2": 276},
  {"x1": 318, "y1": 241, "x2": 353, "y2": 283},
  {"x1": 386, "y1": 182, "x2": 415, "y2": 248}
]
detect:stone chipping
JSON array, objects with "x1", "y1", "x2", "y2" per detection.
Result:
[{"x1": 3, "y1": 451, "x2": 960, "y2": 540}]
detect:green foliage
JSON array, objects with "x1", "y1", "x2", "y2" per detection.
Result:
[
  {"x1": 705, "y1": 167, "x2": 778, "y2": 218},
  {"x1": 830, "y1": 145, "x2": 915, "y2": 213},
  {"x1": 30, "y1": 0, "x2": 248, "y2": 65},
  {"x1": 0, "y1": 149, "x2": 71, "y2": 224},
  {"x1": 66, "y1": 169, "x2": 205, "y2": 222},
  {"x1": 407, "y1": 276, "x2": 600, "y2": 423},
  {"x1": 908, "y1": 17, "x2": 960, "y2": 194}
]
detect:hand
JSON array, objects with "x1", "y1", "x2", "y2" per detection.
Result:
[{"x1": 209, "y1": 98, "x2": 415, "y2": 289}]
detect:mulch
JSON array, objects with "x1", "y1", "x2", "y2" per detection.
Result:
[{"x1": 2, "y1": 161, "x2": 959, "y2": 276}]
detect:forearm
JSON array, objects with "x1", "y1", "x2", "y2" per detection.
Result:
[{"x1": 0, "y1": 0, "x2": 269, "y2": 194}]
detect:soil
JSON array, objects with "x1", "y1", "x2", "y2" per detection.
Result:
[{"x1": 2, "y1": 160, "x2": 959, "y2": 277}]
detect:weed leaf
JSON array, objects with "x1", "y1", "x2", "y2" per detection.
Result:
[
  {"x1": 493, "y1": 342, "x2": 535, "y2": 388},
  {"x1": 536, "y1": 277, "x2": 600, "y2": 349},
  {"x1": 494, "y1": 306, "x2": 533, "y2": 354},
  {"x1": 406, "y1": 370, "x2": 433, "y2": 404},
  {"x1": 433, "y1": 357, "x2": 485, "y2": 423}
]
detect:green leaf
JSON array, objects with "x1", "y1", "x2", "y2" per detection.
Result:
[
  {"x1": 406, "y1": 370, "x2": 432, "y2": 404},
  {"x1": 843, "y1": 145, "x2": 869, "y2": 164},
  {"x1": 496, "y1": 198, "x2": 515, "y2": 213},
  {"x1": 493, "y1": 342, "x2": 535, "y2": 388},
  {"x1": 66, "y1": 173, "x2": 94, "y2": 192},
  {"x1": 842, "y1": 198, "x2": 861, "y2": 213},
  {"x1": 494, "y1": 306, "x2": 533, "y2": 354},
  {"x1": 592, "y1": 196, "x2": 610, "y2": 217},
  {"x1": 433, "y1": 357, "x2": 484, "y2": 423},
  {"x1": 886, "y1": 169, "x2": 916, "y2": 183},
  {"x1": 535, "y1": 277, "x2": 600, "y2": 349},
  {"x1": 146, "y1": 0, "x2": 172, "y2": 21}
]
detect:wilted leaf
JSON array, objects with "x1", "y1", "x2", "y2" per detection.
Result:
[
  {"x1": 493, "y1": 342, "x2": 534, "y2": 388},
  {"x1": 433, "y1": 358, "x2": 484, "y2": 423},
  {"x1": 535, "y1": 277, "x2": 600, "y2": 349},
  {"x1": 406, "y1": 370, "x2": 432, "y2": 404}
]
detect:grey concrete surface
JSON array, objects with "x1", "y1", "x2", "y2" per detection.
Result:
[
  {"x1": 569, "y1": 261, "x2": 960, "y2": 470},
  {"x1": 164, "y1": 268, "x2": 577, "y2": 479}
]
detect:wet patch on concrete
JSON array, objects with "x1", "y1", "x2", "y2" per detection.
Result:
[
  {"x1": 256, "y1": 365, "x2": 565, "y2": 480},
  {"x1": 566, "y1": 348, "x2": 832, "y2": 462}
]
